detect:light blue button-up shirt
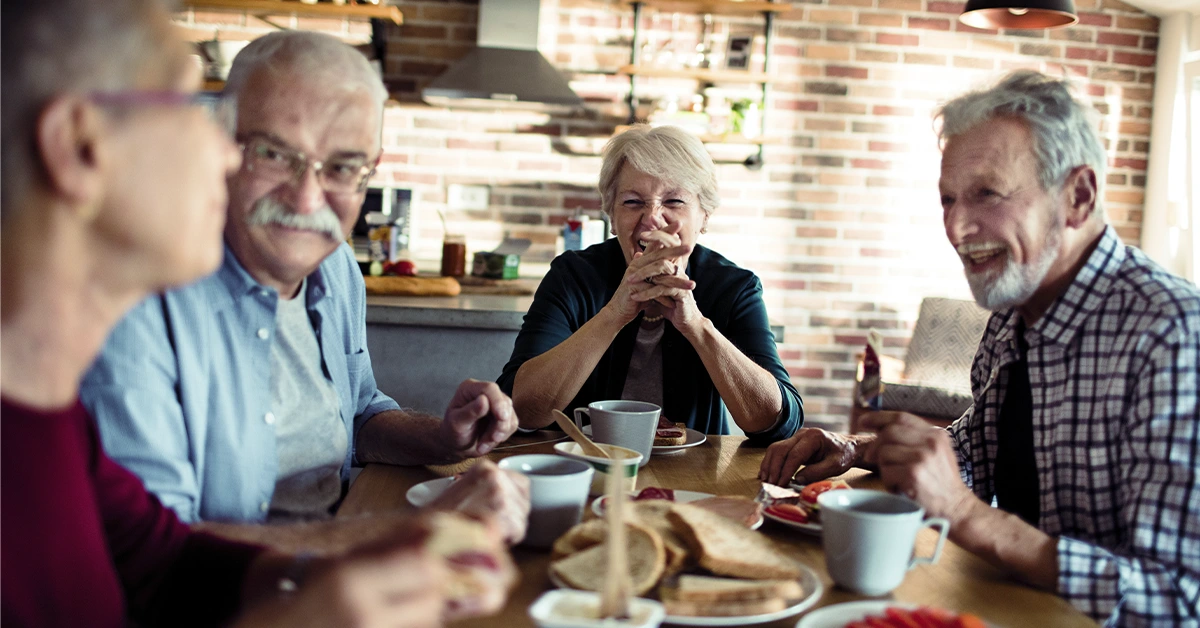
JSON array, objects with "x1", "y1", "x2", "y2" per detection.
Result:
[{"x1": 80, "y1": 243, "x2": 400, "y2": 523}]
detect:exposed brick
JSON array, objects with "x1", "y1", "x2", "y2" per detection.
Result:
[
  {"x1": 926, "y1": 1, "x2": 965, "y2": 14},
  {"x1": 904, "y1": 52, "x2": 948, "y2": 65},
  {"x1": 824, "y1": 101, "x2": 868, "y2": 115},
  {"x1": 400, "y1": 60, "x2": 448, "y2": 77},
  {"x1": 827, "y1": 29, "x2": 872, "y2": 43},
  {"x1": 776, "y1": 99, "x2": 821, "y2": 112},
  {"x1": 830, "y1": 0, "x2": 873, "y2": 6},
  {"x1": 859, "y1": 13, "x2": 904, "y2": 27},
  {"x1": 851, "y1": 158, "x2": 892, "y2": 170},
  {"x1": 809, "y1": 8, "x2": 856, "y2": 24},
  {"x1": 872, "y1": 105, "x2": 914, "y2": 116},
  {"x1": 908, "y1": 17, "x2": 951, "y2": 31},
  {"x1": 856, "y1": 49, "x2": 900, "y2": 63},
  {"x1": 1066, "y1": 47, "x2": 1109, "y2": 61},
  {"x1": 1114, "y1": 51, "x2": 1155, "y2": 67},
  {"x1": 401, "y1": 24, "x2": 448, "y2": 39},
  {"x1": 806, "y1": 118, "x2": 848, "y2": 131},
  {"x1": 1107, "y1": 173, "x2": 1128, "y2": 186},
  {"x1": 805, "y1": 81, "x2": 850, "y2": 96},
  {"x1": 803, "y1": 155, "x2": 847, "y2": 168},
  {"x1": 954, "y1": 56, "x2": 995, "y2": 69},
  {"x1": 1020, "y1": 43, "x2": 1060, "y2": 58},
  {"x1": 1093, "y1": 67, "x2": 1137, "y2": 82},
  {"x1": 1049, "y1": 28, "x2": 1095, "y2": 43},
  {"x1": 1097, "y1": 32, "x2": 1140, "y2": 47},
  {"x1": 819, "y1": 172, "x2": 867, "y2": 186},
  {"x1": 876, "y1": 33, "x2": 919, "y2": 46},
  {"x1": 1111, "y1": 157, "x2": 1147, "y2": 170},
  {"x1": 806, "y1": 44, "x2": 854, "y2": 61},
  {"x1": 1117, "y1": 15, "x2": 1158, "y2": 31},
  {"x1": 1077, "y1": 12, "x2": 1113, "y2": 26},
  {"x1": 827, "y1": 65, "x2": 869, "y2": 79},
  {"x1": 877, "y1": 0, "x2": 922, "y2": 9},
  {"x1": 1142, "y1": 36, "x2": 1159, "y2": 50}
]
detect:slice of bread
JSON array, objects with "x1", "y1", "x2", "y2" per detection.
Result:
[
  {"x1": 629, "y1": 500, "x2": 692, "y2": 576},
  {"x1": 549, "y1": 520, "x2": 666, "y2": 596},
  {"x1": 550, "y1": 518, "x2": 607, "y2": 560},
  {"x1": 667, "y1": 503, "x2": 804, "y2": 580},
  {"x1": 661, "y1": 597, "x2": 789, "y2": 617},
  {"x1": 687, "y1": 495, "x2": 763, "y2": 528},
  {"x1": 654, "y1": 421, "x2": 688, "y2": 447},
  {"x1": 668, "y1": 574, "x2": 803, "y2": 602}
]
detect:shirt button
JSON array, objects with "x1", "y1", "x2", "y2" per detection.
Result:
[
  {"x1": 257, "y1": 328, "x2": 269, "y2": 340},
  {"x1": 260, "y1": 501, "x2": 269, "y2": 513},
  {"x1": 264, "y1": 412, "x2": 276, "y2": 425}
]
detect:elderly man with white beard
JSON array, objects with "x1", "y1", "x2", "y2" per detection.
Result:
[
  {"x1": 760, "y1": 71, "x2": 1200, "y2": 627},
  {"x1": 79, "y1": 31, "x2": 530, "y2": 550}
]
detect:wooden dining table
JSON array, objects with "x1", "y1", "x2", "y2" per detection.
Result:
[{"x1": 338, "y1": 433, "x2": 1097, "y2": 628}]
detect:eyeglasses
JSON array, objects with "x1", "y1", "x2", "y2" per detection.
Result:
[
  {"x1": 237, "y1": 134, "x2": 377, "y2": 195},
  {"x1": 90, "y1": 90, "x2": 237, "y2": 136}
]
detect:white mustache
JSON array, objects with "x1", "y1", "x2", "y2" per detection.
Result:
[{"x1": 246, "y1": 196, "x2": 344, "y2": 241}]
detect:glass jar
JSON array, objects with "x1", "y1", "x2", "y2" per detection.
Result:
[{"x1": 441, "y1": 234, "x2": 467, "y2": 277}]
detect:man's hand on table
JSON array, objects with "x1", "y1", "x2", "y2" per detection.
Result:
[
  {"x1": 860, "y1": 411, "x2": 978, "y2": 524},
  {"x1": 758, "y1": 427, "x2": 875, "y2": 486},
  {"x1": 440, "y1": 379, "x2": 518, "y2": 457},
  {"x1": 425, "y1": 459, "x2": 531, "y2": 545}
]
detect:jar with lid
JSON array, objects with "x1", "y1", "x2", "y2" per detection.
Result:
[{"x1": 441, "y1": 234, "x2": 467, "y2": 277}]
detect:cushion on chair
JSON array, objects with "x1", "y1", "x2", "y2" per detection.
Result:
[
  {"x1": 880, "y1": 382, "x2": 975, "y2": 423},
  {"x1": 900, "y1": 298, "x2": 990, "y2": 392}
]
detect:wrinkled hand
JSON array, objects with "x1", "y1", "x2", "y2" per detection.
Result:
[
  {"x1": 759, "y1": 427, "x2": 865, "y2": 486},
  {"x1": 860, "y1": 411, "x2": 975, "y2": 521},
  {"x1": 239, "y1": 527, "x2": 445, "y2": 628},
  {"x1": 441, "y1": 380, "x2": 518, "y2": 457},
  {"x1": 426, "y1": 459, "x2": 531, "y2": 546},
  {"x1": 607, "y1": 223, "x2": 694, "y2": 324}
]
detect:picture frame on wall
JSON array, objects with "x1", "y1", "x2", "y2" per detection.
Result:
[{"x1": 725, "y1": 35, "x2": 753, "y2": 70}]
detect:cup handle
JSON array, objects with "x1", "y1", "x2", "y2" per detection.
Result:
[
  {"x1": 909, "y1": 517, "x2": 950, "y2": 569},
  {"x1": 573, "y1": 408, "x2": 589, "y2": 431}
]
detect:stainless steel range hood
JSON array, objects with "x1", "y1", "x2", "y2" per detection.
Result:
[{"x1": 421, "y1": 0, "x2": 583, "y2": 114}]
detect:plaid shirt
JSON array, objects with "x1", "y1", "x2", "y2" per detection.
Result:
[{"x1": 948, "y1": 226, "x2": 1200, "y2": 627}]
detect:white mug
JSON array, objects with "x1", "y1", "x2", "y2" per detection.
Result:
[
  {"x1": 573, "y1": 400, "x2": 659, "y2": 468},
  {"x1": 497, "y1": 454, "x2": 593, "y2": 549},
  {"x1": 818, "y1": 489, "x2": 950, "y2": 596}
]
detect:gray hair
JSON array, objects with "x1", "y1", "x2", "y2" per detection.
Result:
[
  {"x1": 598, "y1": 125, "x2": 719, "y2": 219},
  {"x1": 935, "y1": 70, "x2": 1107, "y2": 213},
  {"x1": 223, "y1": 31, "x2": 387, "y2": 140},
  {"x1": 1, "y1": 0, "x2": 178, "y2": 221}
]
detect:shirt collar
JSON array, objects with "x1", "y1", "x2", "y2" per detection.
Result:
[
  {"x1": 214, "y1": 242, "x2": 331, "y2": 311},
  {"x1": 1016, "y1": 225, "x2": 1125, "y2": 349}
]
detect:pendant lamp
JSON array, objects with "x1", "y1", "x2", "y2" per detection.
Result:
[{"x1": 959, "y1": 0, "x2": 1078, "y2": 29}]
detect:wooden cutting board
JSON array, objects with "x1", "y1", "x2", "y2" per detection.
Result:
[{"x1": 456, "y1": 275, "x2": 538, "y2": 296}]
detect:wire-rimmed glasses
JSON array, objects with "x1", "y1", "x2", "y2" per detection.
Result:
[{"x1": 236, "y1": 133, "x2": 377, "y2": 195}]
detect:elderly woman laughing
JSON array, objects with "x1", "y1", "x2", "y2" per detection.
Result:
[{"x1": 499, "y1": 125, "x2": 802, "y2": 442}]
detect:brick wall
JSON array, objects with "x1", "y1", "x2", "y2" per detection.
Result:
[{"x1": 179, "y1": 0, "x2": 1159, "y2": 430}]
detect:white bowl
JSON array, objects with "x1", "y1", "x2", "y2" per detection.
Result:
[
  {"x1": 529, "y1": 589, "x2": 665, "y2": 628},
  {"x1": 554, "y1": 442, "x2": 642, "y2": 495}
]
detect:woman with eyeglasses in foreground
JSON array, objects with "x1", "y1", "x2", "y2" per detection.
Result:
[{"x1": 1, "y1": 1, "x2": 448, "y2": 626}]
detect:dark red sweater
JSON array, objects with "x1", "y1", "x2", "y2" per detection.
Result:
[{"x1": 1, "y1": 397, "x2": 264, "y2": 628}]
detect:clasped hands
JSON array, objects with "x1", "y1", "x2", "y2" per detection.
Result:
[
  {"x1": 759, "y1": 411, "x2": 978, "y2": 524},
  {"x1": 611, "y1": 223, "x2": 701, "y2": 330}
]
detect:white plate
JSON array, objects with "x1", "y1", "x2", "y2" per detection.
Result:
[
  {"x1": 795, "y1": 601, "x2": 918, "y2": 628},
  {"x1": 548, "y1": 565, "x2": 823, "y2": 627},
  {"x1": 591, "y1": 490, "x2": 764, "y2": 531},
  {"x1": 405, "y1": 476, "x2": 456, "y2": 507},
  {"x1": 761, "y1": 506, "x2": 821, "y2": 536},
  {"x1": 653, "y1": 428, "x2": 707, "y2": 454},
  {"x1": 578, "y1": 426, "x2": 707, "y2": 455}
]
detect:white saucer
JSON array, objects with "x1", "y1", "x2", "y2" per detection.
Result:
[
  {"x1": 405, "y1": 476, "x2": 456, "y2": 507},
  {"x1": 578, "y1": 425, "x2": 707, "y2": 454}
]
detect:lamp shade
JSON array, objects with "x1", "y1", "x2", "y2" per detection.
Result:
[{"x1": 959, "y1": 0, "x2": 1078, "y2": 29}]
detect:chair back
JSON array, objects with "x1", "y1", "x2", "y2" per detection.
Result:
[{"x1": 901, "y1": 298, "x2": 990, "y2": 393}]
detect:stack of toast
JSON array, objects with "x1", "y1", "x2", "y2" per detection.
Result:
[{"x1": 549, "y1": 500, "x2": 805, "y2": 617}]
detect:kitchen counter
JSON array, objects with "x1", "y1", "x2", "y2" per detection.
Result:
[{"x1": 366, "y1": 294, "x2": 534, "y2": 331}]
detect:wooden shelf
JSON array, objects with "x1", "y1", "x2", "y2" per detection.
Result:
[
  {"x1": 182, "y1": 0, "x2": 403, "y2": 25},
  {"x1": 618, "y1": 64, "x2": 780, "y2": 84},
  {"x1": 631, "y1": 1, "x2": 793, "y2": 15}
]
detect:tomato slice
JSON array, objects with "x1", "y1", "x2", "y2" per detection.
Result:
[
  {"x1": 799, "y1": 480, "x2": 846, "y2": 504},
  {"x1": 764, "y1": 503, "x2": 809, "y2": 524}
]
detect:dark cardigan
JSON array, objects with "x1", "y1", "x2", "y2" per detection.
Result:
[{"x1": 498, "y1": 239, "x2": 802, "y2": 445}]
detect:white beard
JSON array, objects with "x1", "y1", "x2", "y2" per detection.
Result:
[{"x1": 965, "y1": 225, "x2": 1062, "y2": 311}]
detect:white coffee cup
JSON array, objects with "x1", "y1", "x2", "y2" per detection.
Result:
[
  {"x1": 497, "y1": 454, "x2": 594, "y2": 549},
  {"x1": 818, "y1": 489, "x2": 950, "y2": 596},
  {"x1": 573, "y1": 400, "x2": 659, "y2": 468}
]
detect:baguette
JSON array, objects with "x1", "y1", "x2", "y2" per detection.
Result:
[
  {"x1": 363, "y1": 275, "x2": 462, "y2": 297},
  {"x1": 667, "y1": 503, "x2": 803, "y2": 580},
  {"x1": 549, "y1": 520, "x2": 665, "y2": 596}
]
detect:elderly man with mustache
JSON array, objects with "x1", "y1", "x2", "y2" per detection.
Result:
[{"x1": 79, "y1": 31, "x2": 529, "y2": 548}]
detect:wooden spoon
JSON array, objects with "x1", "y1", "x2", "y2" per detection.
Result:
[
  {"x1": 552, "y1": 409, "x2": 609, "y2": 459},
  {"x1": 598, "y1": 443, "x2": 632, "y2": 620}
]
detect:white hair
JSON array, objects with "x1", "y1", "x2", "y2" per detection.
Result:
[
  {"x1": 598, "y1": 125, "x2": 719, "y2": 219},
  {"x1": 223, "y1": 31, "x2": 387, "y2": 137},
  {"x1": 935, "y1": 70, "x2": 1107, "y2": 218}
]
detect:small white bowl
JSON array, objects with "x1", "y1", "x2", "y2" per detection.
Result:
[
  {"x1": 554, "y1": 442, "x2": 642, "y2": 495},
  {"x1": 529, "y1": 589, "x2": 665, "y2": 628}
]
